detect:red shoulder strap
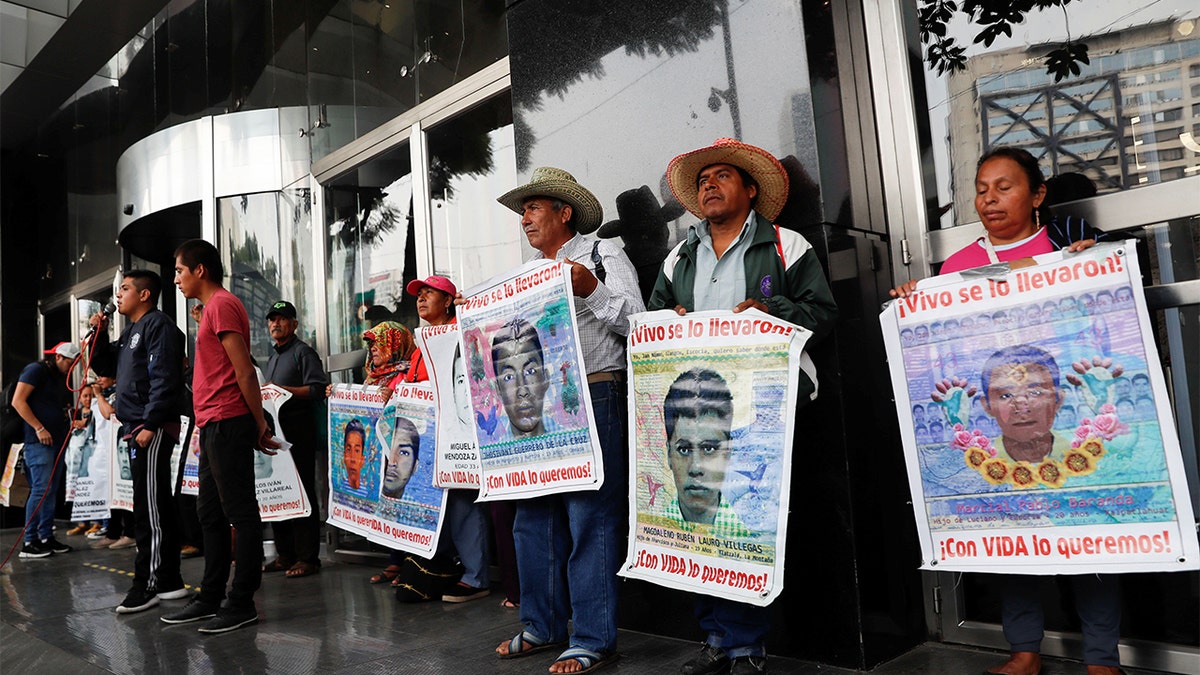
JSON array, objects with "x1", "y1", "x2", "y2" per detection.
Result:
[{"x1": 774, "y1": 225, "x2": 785, "y2": 268}]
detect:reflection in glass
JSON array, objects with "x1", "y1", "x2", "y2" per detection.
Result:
[
  {"x1": 509, "y1": 0, "x2": 824, "y2": 286},
  {"x1": 916, "y1": 4, "x2": 1200, "y2": 229},
  {"x1": 220, "y1": 190, "x2": 316, "y2": 365},
  {"x1": 324, "y1": 145, "x2": 417, "y2": 354},
  {"x1": 427, "y1": 93, "x2": 523, "y2": 290}
]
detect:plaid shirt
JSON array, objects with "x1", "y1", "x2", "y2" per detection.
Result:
[
  {"x1": 663, "y1": 495, "x2": 756, "y2": 540},
  {"x1": 535, "y1": 234, "x2": 645, "y2": 375}
]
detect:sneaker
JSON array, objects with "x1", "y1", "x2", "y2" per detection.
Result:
[
  {"x1": 67, "y1": 523, "x2": 88, "y2": 536},
  {"x1": 730, "y1": 655, "x2": 767, "y2": 675},
  {"x1": 156, "y1": 585, "x2": 190, "y2": 600},
  {"x1": 161, "y1": 598, "x2": 218, "y2": 625},
  {"x1": 680, "y1": 643, "x2": 730, "y2": 675},
  {"x1": 441, "y1": 582, "x2": 491, "y2": 603},
  {"x1": 180, "y1": 545, "x2": 202, "y2": 559},
  {"x1": 109, "y1": 536, "x2": 137, "y2": 550},
  {"x1": 197, "y1": 606, "x2": 258, "y2": 634},
  {"x1": 19, "y1": 541, "x2": 53, "y2": 559},
  {"x1": 86, "y1": 527, "x2": 108, "y2": 540},
  {"x1": 91, "y1": 537, "x2": 119, "y2": 549},
  {"x1": 42, "y1": 537, "x2": 72, "y2": 554},
  {"x1": 115, "y1": 588, "x2": 160, "y2": 614}
]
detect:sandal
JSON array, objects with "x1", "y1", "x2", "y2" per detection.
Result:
[
  {"x1": 496, "y1": 631, "x2": 562, "y2": 660},
  {"x1": 500, "y1": 598, "x2": 519, "y2": 608},
  {"x1": 369, "y1": 564, "x2": 403, "y2": 584},
  {"x1": 262, "y1": 558, "x2": 293, "y2": 573},
  {"x1": 286, "y1": 561, "x2": 319, "y2": 578},
  {"x1": 550, "y1": 647, "x2": 619, "y2": 674}
]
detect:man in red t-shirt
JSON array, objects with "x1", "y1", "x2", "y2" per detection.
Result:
[{"x1": 161, "y1": 238, "x2": 280, "y2": 634}]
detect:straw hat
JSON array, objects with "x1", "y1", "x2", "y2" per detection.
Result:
[
  {"x1": 496, "y1": 167, "x2": 604, "y2": 234},
  {"x1": 666, "y1": 138, "x2": 790, "y2": 222}
]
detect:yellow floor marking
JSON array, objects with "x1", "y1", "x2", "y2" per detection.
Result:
[{"x1": 82, "y1": 562, "x2": 194, "y2": 588}]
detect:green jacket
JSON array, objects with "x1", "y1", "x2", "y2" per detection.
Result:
[{"x1": 648, "y1": 211, "x2": 838, "y2": 404}]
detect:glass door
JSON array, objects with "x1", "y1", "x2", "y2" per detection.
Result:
[{"x1": 869, "y1": 0, "x2": 1200, "y2": 671}]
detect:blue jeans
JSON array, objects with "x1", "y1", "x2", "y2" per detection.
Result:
[
  {"x1": 696, "y1": 596, "x2": 771, "y2": 658},
  {"x1": 22, "y1": 441, "x2": 64, "y2": 543},
  {"x1": 1002, "y1": 573, "x2": 1122, "y2": 666},
  {"x1": 437, "y1": 488, "x2": 490, "y2": 588},
  {"x1": 514, "y1": 381, "x2": 627, "y2": 655}
]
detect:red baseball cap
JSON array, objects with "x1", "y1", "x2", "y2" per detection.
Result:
[
  {"x1": 406, "y1": 275, "x2": 457, "y2": 298},
  {"x1": 44, "y1": 341, "x2": 81, "y2": 359}
]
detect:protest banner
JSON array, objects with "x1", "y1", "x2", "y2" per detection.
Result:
[
  {"x1": 64, "y1": 405, "x2": 95, "y2": 502},
  {"x1": 881, "y1": 242, "x2": 1200, "y2": 574},
  {"x1": 0, "y1": 445, "x2": 26, "y2": 507},
  {"x1": 169, "y1": 415, "x2": 189, "y2": 497},
  {"x1": 458, "y1": 259, "x2": 603, "y2": 500},
  {"x1": 256, "y1": 384, "x2": 312, "y2": 521},
  {"x1": 180, "y1": 425, "x2": 200, "y2": 496},
  {"x1": 618, "y1": 309, "x2": 812, "y2": 606},
  {"x1": 371, "y1": 382, "x2": 446, "y2": 555},
  {"x1": 70, "y1": 407, "x2": 113, "y2": 521},
  {"x1": 417, "y1": 323, "x2": 482, "y2": 489},
  {"x1": 108, "y1": 417, "x2": 135, "y2": 512},
  {"x1": 327, "y1": 383, "x2": 446, "y2": 555}
]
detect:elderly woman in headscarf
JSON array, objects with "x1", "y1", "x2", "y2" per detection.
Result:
[{"x1": 326, "y1": 321, "x2": 415, "y2": 400}]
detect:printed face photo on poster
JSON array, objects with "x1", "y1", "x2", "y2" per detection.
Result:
[{"x1": 382, "y1": 416, "x2": 419, "y2": 501}]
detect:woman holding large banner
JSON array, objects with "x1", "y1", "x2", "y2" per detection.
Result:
[
  {"x1": 889, "y1": 147, "x2": 1122, "y2": 675},
  {"x1": 396, "y1": 275, "x2": 492, "y2": 604}
]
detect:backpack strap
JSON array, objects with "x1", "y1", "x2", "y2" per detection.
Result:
[
  {"x1": 774, "y1": 225, "x2": 785, "y2": 268},
  {"x1": 590, "y1": 239, "x2": 607, "y2": 284}
]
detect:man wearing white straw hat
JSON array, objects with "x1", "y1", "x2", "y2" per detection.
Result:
[
  {"x1": 492, "y1": 167, "x2": 644, "y2": 674},
  {"x1": 649, "y1": 139, "x2": 838, "y2": 675}
]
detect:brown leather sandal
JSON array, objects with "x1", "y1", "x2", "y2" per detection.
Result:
[{"x1": 369, "y1": 564, "x2": 403, "y2": 584}]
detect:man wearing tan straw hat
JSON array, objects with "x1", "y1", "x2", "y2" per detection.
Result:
[
  {"x1": 492, "y1": 167, "x2": 644, "y2": 674},
  {"x1": 649, "y1": 139, "x2": 838, "y2": 675}
]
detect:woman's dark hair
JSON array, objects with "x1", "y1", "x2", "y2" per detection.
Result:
[{"x1": 977, "y1": 146, "x2": 1050, "y2": 225}]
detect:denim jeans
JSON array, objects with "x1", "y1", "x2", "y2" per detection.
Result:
[
  {"x1": 1001, "y1": 573, "x2": 1121, "y2": 666},
  {"x1": 437, "y1": 488, "x2": 490, "y2": 588},
  {"x1": 695, "y1": 596, "x2": 771, "y2": 658},
  {"x1": 514, "y1": 381, "x2": 627, "y2": 655},
  {"x1": 196, "y1": 415, "x2": 262, "y2": 609},
  {"x1": 22, "y1": 441, "x2": 64, "y2": 543}
]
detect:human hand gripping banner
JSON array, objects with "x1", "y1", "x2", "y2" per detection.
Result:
[
  {"x1": 257, "y1": 384, "x2": 312, "y2": 521},
  {"x1": 458, "y1": 259, "x2": 604, "y2": 500},
  {"x1": 417, "y1": 324, "x2": 482, "y2": 489},
  {"x1": 881, "y1": 242, "x2": 1199, "y2": 574},
  {"x1": 619, "y1": 309, "x2": 812, "y2": 606},
  {"x1": 327, "y1": 383, "x2": 446, "y2": 556}
]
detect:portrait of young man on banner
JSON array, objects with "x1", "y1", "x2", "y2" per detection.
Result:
[
  {"x1": 416, "y1": 324, "x2": 482, "y2": 489},
  {"x1": 327, "y1": 385, "x2": 386, "y2": 512},
  {"x1": 370, "y1": 383, "x2": 446, "y2": 555},
  {"x1": 457, "y1": 258, "x2": 604, "y2": 500},
  {"x1": 882, "y1": 243, "x2": 1199, "y2": 574},
  {"x1": 621, "y1": 309, "x2": 812, "y2": 606}
]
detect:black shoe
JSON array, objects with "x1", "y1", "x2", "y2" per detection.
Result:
[
  {"x1": 116, "y1": 588, "x2": 160, "y2": 614},
  {"x1": 161, "y1": 598, "x2": 219, "y2": 625},
  {"x1": 680, "y1": 643, "x2": 730, "y2": 675},
  {"x1": 41, "y1": 537, "x2": 72, "y2": 554},
  {"x1": 197, "y1": 606, "x2": 258, "y2": 634},
  {"x1": 19, "y1": 541, "x2": 53, "y2": 559},
  {"x1": 730, "y1": 656, "x2": 767, "y2": 675}
]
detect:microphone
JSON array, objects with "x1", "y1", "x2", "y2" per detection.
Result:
[{"x1": 84, "y1": 301, "x2": 117, "y2": 340}]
